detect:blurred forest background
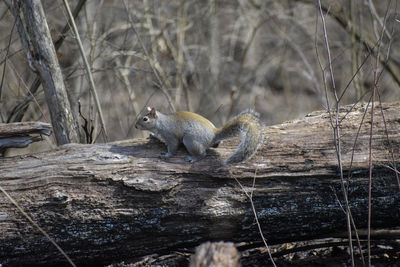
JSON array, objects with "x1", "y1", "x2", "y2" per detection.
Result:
[{"x1": 0, "y1": 0, "x2": 399, "y2": 150}]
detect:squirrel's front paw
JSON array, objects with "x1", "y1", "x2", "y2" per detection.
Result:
[{"x1": 148, "y1": 133, "x2": 164, "y2": 142}]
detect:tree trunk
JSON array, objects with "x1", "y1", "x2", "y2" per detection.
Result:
[
  {"x1": 0, "y1": 102, "x2": 399, "y2": 266},
  {"x1": 10, "y1": 0, "x2": 80, "y2": 145}
]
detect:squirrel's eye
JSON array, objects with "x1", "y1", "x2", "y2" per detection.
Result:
[{"x1": 143, "y1": 117, "x2": 148, "y2": 122}]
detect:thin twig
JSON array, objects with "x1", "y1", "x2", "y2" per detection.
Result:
[
  {"x1": 7, "y1": 59, "x2": 49, "y2": 123},
  {"x1": 0, "y1": 185, "x2": 76, "y2": 267},
  {"x1": 367, "y1": 1, "x2": 392, "y2": 266},
  {"x1": 317, "y1": 1, "x2": 355, "y2": 265},
  {"x1": 330, "y1": 186, "x2": 366, "y2": 266},
  {"x1": 376, "y1": 90, "x2": 400, "y2": 190},
  {"x1": 55, "y1": 0, "x2": 87, "y2": 50},
  {"x1": 307, "y1": 0, "x2": 400, "y2": 88},
  {"x1": 345, "y1": 97, "x2": 372, "y2": 189},
  {"x1": 373, "y1": 2, "x2": 400, "y2": 191},
  {"x1": 121, "y1": 0, "x2": 175, "y2": 112},
  {"x1": 228, "y1": 14, "x2": 272, "y2": 119},
  {"x1": 233, "y1": 171, "x2": 277, "y2": 267},
  {"x1": 337, "y1": 43, "x2": 377, "y2": 103},
  {"x1": 367, "y1": 71, "x2": 375, "y2": 267},
  {"x1": 61, "y1": 0, "x2": 108, "y2": 142},
  {"x1": 6, "y1": 0, "x2": 87, "y2": 123},
  {"x1": 0, "y1": 16, "x2": 16, "y2": 105}
]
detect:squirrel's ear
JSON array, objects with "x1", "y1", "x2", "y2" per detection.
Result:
[
  {"x1": 151, "y1": 108, "x2": 157, "y2": 117},
  {"x1": 146, "y1": 106, "x2": 152, "y2": 112}
]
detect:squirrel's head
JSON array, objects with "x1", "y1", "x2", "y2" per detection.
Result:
[{"x1": 135, "y1": 107, "x2": 158, "y2": 130}]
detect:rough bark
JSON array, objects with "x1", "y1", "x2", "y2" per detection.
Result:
[
  {"x1": 0, "y1": 102, "x2": 399, "y2": 266},
  {"x1": 11, "y1": 0, "x2": 80, "y2": 144}
]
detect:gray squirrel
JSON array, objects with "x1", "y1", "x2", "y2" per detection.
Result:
[{"x1": 135, "y1": 107, "x2": 264, "y2": 165}]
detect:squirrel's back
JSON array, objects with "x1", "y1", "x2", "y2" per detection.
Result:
[{"x1": 174, "y1": 111, "x2": 217, "y2": 132}]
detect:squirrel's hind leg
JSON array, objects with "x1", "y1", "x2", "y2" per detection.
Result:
[{"x1": 183, "y1": 136, "x2": 207, "y2": 163}]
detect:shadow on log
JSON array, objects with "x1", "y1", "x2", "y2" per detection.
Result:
[{"x1": 0, "y1": 102, "x2": 399, "y2": 266}]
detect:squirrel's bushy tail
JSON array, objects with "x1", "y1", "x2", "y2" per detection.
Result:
[{"x1": 214, "y1": 110, "x2": 264, "y2": 165}]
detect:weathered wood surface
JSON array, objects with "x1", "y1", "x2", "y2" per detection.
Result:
[
  {"x1": 0, "y1": 122, "x2": 51, "y2": 156},
  {"x1": 0, "y1": 122, "x2": 51, "y2": 138},
  {"x1": 0, "y1": 102, "x2": 399, "y2": 266}
]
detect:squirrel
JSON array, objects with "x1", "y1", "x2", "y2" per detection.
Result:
[{"x1": 135, "y1": 107, "x2": 264, "y2": 165}]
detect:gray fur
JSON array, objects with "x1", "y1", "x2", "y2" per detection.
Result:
[{"x1": 135, "y1": 108, "x2": 263, "y2": 164}]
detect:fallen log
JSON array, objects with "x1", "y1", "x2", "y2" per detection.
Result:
[{"x1": 0, "y1": 102, "x2": 399, "y2": 266}]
